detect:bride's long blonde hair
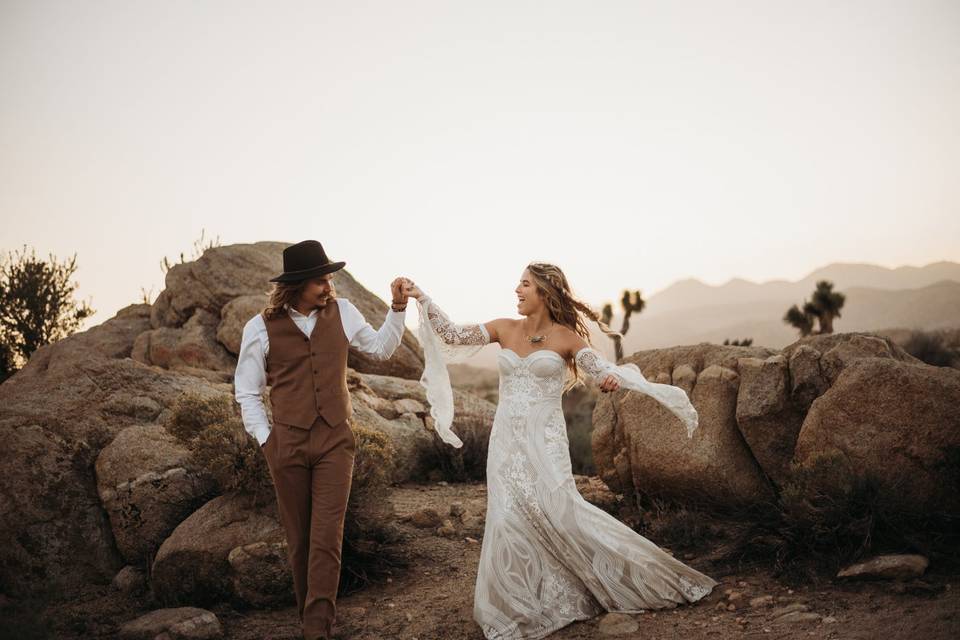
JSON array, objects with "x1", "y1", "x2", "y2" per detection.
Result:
[{"x1": 524, "y1": 262, "x2": 620, "y2": 390}]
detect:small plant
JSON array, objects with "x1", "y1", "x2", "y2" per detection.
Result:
[
  {"x1": 722, "y1": 337, "x2": 753, "y2": 346},
  {"x1": 160, "y1": 228, "x2": 221, "y2": 274}
]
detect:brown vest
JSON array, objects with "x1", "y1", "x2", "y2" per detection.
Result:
[{"x1": 263, "y1": 301, "x2": 352, "y2": 429}]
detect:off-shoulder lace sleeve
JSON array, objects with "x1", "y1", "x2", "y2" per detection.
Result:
[
  {"x1": 416, "y1": 294, "x2": 491, "y2": 448},
  {"x1": 575, "y1": 347, "x2": 699, "y2": 439}
]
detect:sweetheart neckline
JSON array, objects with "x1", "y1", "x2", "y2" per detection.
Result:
[{"x1": 499, "y1": 347, "x2": 566, "y2": 362}]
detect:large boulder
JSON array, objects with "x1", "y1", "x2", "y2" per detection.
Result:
[
  {"x1": 0, "y1": 304, "x2": 233, "y2": 599},
  {"x1": 149, "y1": 241, "x2": 425, "y2": 379},
  {"x1": 793, "y1": 357, "x2": 960, "y2": 517},
  {"x1": 591, "y1": 332, "x2": 954, "y2": 518},
  {"x1": 151, "y1": 493, "x2": 283, "y2": 606},
  {"x1": 592, "y1": 343, "x2": 777, "y2": 510},
  {"x1": 95, "y1": 424, "x2": 217, "y2": 564},
  {"x1": 132, "y1": 309, "x2": 236, "y2": 375}
]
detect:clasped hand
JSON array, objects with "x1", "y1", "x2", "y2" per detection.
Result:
[{"x1": 390, "y1": 277, "x2": 421, "y2": 306}]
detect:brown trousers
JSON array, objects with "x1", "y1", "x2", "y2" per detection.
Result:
[{"x1": 262, "y1": 416, "x2": 356, "y2": 640}]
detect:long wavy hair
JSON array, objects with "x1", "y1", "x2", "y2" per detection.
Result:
[
  {"x1": 524, "y1": 262, "x2": 621, "y2": 391},
  {"x1": 262, "y1": 279, "x2": 336, "y2": 320}
]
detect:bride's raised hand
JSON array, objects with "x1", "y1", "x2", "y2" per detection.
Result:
[{"x1": 401, "y1": 279, "x2": 424, "y2": 300}]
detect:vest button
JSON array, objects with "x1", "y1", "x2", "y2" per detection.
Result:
[{"x1": 303, "y1": 337, "x2": 309, "y2": 342}]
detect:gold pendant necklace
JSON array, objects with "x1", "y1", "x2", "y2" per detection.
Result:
[{"x1": 524, "y1": 320, "x2": 553, "y2": 343}]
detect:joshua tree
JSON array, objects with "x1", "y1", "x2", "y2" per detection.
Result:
[
  {"x1": 0, "y1": 245, "x2": 95, "y2": 381},
  {"x1": 783, "y1": 280, "x2": 846, "y2": 336},
  {"x1": 601, "y1": 290, "x2": 645, "y2": 362}
]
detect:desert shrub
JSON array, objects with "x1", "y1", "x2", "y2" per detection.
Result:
[
  {"x1": 729, "y1": 450, "x2": 960, "y2": 582},
  {"x1": 422, "y1": 414, "x2": 491, "y2": 482},
  {"x1": 340, "y1": 423, "x2": 407, "y2": 594},
  {"x1": 903, "y1": 329, "x2": 960, "y2": 368},
  {"x1": 641, "y1": 498, "x2": 726, "y2": 551},
  {"x1": 164, "y1": 390, "x2": 273, "y2": 504}
]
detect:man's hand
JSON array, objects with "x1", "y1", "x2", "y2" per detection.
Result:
[{"x1": 390, "y1": 277, "x2": 409, "y2": 305}]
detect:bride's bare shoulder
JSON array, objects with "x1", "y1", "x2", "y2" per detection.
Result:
[
  {"x1": 484, "y1": 318, "x2": 519, "y2": 343},
  {"x1": 555, "y1": 325, "x2": 590, "y2": 357}
]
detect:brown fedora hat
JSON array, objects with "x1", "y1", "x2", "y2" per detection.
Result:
[{"x1": 269, "y1": 240, "x2": 346, "y2": 283}]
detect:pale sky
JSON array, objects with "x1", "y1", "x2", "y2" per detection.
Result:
[{"x1": 2, "y1": 0, "x2": 958, "y2": 332}]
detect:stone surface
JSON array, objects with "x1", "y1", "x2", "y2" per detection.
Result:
[
  {"x1": 793, "y1": 358, "x2": 960, "y2": 517},
  {"x1": 837, "y1": 554, "x2": 930, "y2": 581},
  {"x1": 597, "y1": 612, "x2": 640, "y2": 635},
  {"x1": 118, "y1": 607, "x2": 222, "y2": 640},
  {"x1": 96, "y1": 424, "x2": 216, "y2": 564},
  {"x1": 227, "y1": 541, "x2": 294, "y2": 607},
  {"x1": 151, "y1": 494, "x2": 283, "y2": 606}
]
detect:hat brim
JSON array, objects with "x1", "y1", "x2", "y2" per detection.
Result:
[{"x1": 269, "y1": 261, "x2": 346, "y2": 283}]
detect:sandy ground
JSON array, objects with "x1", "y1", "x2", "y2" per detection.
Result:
[{"x1": 19, "y1": 481, "x2": 959, "y2": 640}]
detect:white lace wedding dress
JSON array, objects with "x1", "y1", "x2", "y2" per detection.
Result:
[{"x1": 415, "y1": 294, "x2": 719, "y2": 640}]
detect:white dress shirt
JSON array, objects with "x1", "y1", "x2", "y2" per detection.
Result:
[{"x1": 234, "y1": 298, "x2": 406, "y2": 445}]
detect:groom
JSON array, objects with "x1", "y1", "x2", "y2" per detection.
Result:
[{"x1": 234, "y1": 239, "x2": 411, "y2": 640}]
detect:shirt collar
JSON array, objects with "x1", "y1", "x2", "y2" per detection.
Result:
[{"x1": 285, "y1": 304, "x2": 320, "y2": 318}]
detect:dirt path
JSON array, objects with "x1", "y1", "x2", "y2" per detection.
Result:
[{"x1": 221, "y1": 481, "x2": 958, "y2": 640}]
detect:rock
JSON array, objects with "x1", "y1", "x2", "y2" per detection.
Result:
[
  {"x1": 350, "y1": 402, "x2": 434, "y2": 483},
  {"x1": 735, "y1": 355, "x2": 805, "y2": 486},
  {"x1": 449, "y1": 502, "x2": 466, "y2": 518},
  {"x1": 597, "y1": 612, "x2": 640, "y2": 635},
  {"x1": 771, "y1": 611, "x2": 821, "y2": 624},
  {"x1": 837, "y1": 554, "x2": 930, "y2": 581},
  {"x1": 769, "y1": 602, "x2": 810, "y2": 617},
  {"x1": 216, "y1": 294, "x2": 268, "y2": 355},
  {"x1": 394, "y1": 398, "x2": 426, "y2": 415},
  {"x1": 0, "y1": 303, "x2": 237, "y2": 599},
  {"x1": 437, "y1": 519, "x2": 458, "y2": 538},
  {"x1": 150, "y1": 242, "x2": 425, "y2": 378},
  {"x1": 793, "y1": 358, "x2": 960, "y2": 517},
  {"x1": 112, "y1": 565, "x2": 147, "y2": 595},
  {"x1": 151, "y1": 494, "x2": 283, "y2": 605},
  {"x1": 101, "y1": 393, "x2": 163, "y2": 422},
  {"x1": 133, "y1": 309, "x2": 236, "y2": 373},
  {"x1": 749, "y1": 595, "x2": 774, "y2": 608},
  {"x1": 118, "y1": 607, "x2": 222, "y2": 640},
  {"x1": 227, "y1": 541, "x2": 294, "y2": 607},
  {"x1": 822, "y1": 616, "x2": 838, "y2": 623},
  {"x1": 592, "y1": 345, "x2": 776, "y2": 509},
  {"x1": 96, "y1": 424, "x2": 216, "y2": 564},
  {"x1": 408, "y1": 508, "x2": 443, "y2": 529}
]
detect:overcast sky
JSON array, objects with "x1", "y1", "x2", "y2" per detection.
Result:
[{"x1": 2, "y1": 0, "x2": 958, "y2": 331}]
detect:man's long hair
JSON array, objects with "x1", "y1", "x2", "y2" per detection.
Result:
[
  {"x1": 262, "y1": 279, "x2": 336, "y2": 320},
  {"x1": 525, "y1": 262, "x2": 620, "y2": 391}
]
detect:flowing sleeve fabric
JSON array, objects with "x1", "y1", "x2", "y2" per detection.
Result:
[
  {"x1": 575, "y1": 346, "x2": 699, "y2": 439},
  {"x1": 416, "y1": 294, "x2": 490, "y2": 448}
]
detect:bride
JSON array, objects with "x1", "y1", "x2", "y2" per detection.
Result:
[{"x1": 400, "y1": 263, "x2": 718, "y2": 640}]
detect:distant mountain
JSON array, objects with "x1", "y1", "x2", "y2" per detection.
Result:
[{"x1": 462, "y1": 260, "x2": 960, "y2": 368}]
